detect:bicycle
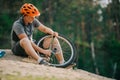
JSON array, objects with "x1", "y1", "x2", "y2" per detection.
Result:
[{"x1": 36, "y1": 34, "x2": 77, "y2": 68}]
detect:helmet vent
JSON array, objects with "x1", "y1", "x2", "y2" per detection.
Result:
[
  {"x1": 32, "y1": 12, "x2": 35, "y2": 14},
  {"x1": 24, "y1": 9, "x2": 28, "y2": 11},
  {"x1": 26, "y1": 12, "x2": 30, "y2": 14},
  {"x1": 28, "y1": 6, "x2": 31, "y2": 9},
  {"x1": 23, "y1": 6, "x2": 26, "y2": 8},
  {"x1": 30, "y1": 4, "x2": 33, "y2": 7},
  {"x1": 34, "y1": 9, "x2": 36, "y2": 11}
]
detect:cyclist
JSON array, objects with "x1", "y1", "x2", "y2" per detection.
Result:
[{"x1": 11, "y1": 3, "x2": 64, "y2": 65}]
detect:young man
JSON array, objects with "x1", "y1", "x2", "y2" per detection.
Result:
[{"x1": 11, "y1": 3, "x2": 64, "y2": 65}]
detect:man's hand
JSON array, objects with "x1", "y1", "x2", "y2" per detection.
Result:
[
  {"x1": 53, "y1": 32, "x2": 58, "y2": 37},
  {"x1": 43, "y1": 49, "x2": 51, "y2": 57}
]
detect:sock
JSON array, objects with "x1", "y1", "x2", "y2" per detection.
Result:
[
  {"x1": 59, "y1": 60, "x2": 65, "y2": 64},
  {"x1": 37, "y1": 58, "x2": 43, "y2": 63}
]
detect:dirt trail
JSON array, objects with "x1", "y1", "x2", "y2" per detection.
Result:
[{"x1": 0, "y1": 49, "x2": 115, "y2": 80}]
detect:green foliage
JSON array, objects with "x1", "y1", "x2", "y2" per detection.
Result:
[
  {"x1": 0, "y1": 13, "x2": 13, "y2": 35},
  {"x1": 0, "y1": 13, "x2": 14, "y2": 48},
  {"x1": 102, "y1": 39, "x2": 120, "y2": 62}
]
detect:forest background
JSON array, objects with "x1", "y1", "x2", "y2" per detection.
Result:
[{"x1": 0, "y1": 0, "x2": 120, "y2": 80}]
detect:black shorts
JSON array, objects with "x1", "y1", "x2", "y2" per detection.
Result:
[
  {"x1": 12, "y1": 41, "x2": 28, "y2": 57},
  {"x1": 11, "y1": 34, "x2": 48, "y2": 57}
]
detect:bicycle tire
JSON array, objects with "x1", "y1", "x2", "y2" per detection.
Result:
[{"x1": 37, "y1": 34, "x2": 76, "y2": 68}]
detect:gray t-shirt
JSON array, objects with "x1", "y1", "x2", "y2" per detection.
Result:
[{"x1": 11, "y1": 17, "x2": 41, "y2": 48}]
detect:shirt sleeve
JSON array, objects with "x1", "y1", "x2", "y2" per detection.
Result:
[
  {"x1": 13, "y1": 22, "x2": 25, "y2": 35},
  {"x1": 33, "y1": 18, "x2": 42, "y2": 28}
]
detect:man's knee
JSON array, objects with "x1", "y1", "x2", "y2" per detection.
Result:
[
  {"x1": 20, "y1": 38, "x2": 30, "y2": 47},
  {"x1": 52, "y1": 44, "x2": 62, "y2": 53},
  {"x1": 43, "y1": 37, "x2": 60, "y2": 49}
]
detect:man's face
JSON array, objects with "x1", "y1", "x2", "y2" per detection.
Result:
[{"x1": 26, "y1": 16, "x2": 35, "y2": 23}]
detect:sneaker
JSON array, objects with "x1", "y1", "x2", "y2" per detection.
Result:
[{"x1": 39, "y1": 59, "x2": 50, "y2": 66}]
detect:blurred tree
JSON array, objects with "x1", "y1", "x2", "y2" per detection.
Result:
[
  {"x1": 0, "y1": 0, "x2": 24, "y2": 48},
  {"x1": 102, "y1": 0, "x2": 120, "y2": 79},
  {"x1": 110, "y1": 0, "x2": 120, "y2": 40}
]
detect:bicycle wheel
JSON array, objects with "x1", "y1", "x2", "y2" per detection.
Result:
[{"x1": 37, "y1": 34, "x2": 76, "y2": 68}]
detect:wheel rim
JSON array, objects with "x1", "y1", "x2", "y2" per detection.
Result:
[{"x1": 37, "y1": 35, "x2": 74, "y2": 67}]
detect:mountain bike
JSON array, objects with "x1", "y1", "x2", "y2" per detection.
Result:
[{"x1": 37, "y1": 34, "x2": 77, "y2": 68}]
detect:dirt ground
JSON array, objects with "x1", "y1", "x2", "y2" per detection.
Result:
[{"x1": 0, "y1": 49, "x2": 115, "y2": 80}]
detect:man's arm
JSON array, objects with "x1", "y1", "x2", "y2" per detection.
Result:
[
  {"x1": 18, "y1": 33, "x2": 28, "y2": 39},
  {"x1": 18, "y1": 33, "x2": 51, "y2": 56},
  {"x1": 37, "y1": 24, "x2": 58, "y2": 37},
  {"x1": 17, "y1": 33, "x2": 44, "y2": 53},
  {"x1": 37, "y1": 24, "x2": 54, "y2": 35}
]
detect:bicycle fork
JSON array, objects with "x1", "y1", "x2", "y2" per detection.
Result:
[{"x1": 49, "y1": 36, "x2": 57, "y2": 54}]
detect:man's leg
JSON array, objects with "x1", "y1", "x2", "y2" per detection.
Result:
[
  {"x1": 53, "y1": 43, "x2": 65, "y2": 64},
  {"x1": 20, "y1": 38, "x2": 41, "y2": 61},
  {"x1": 12, "y1": 38, "x2": 50, "y2": 65},
  {"x1": 43, "y1": 37, "x2": 65, "y2": 64}
]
